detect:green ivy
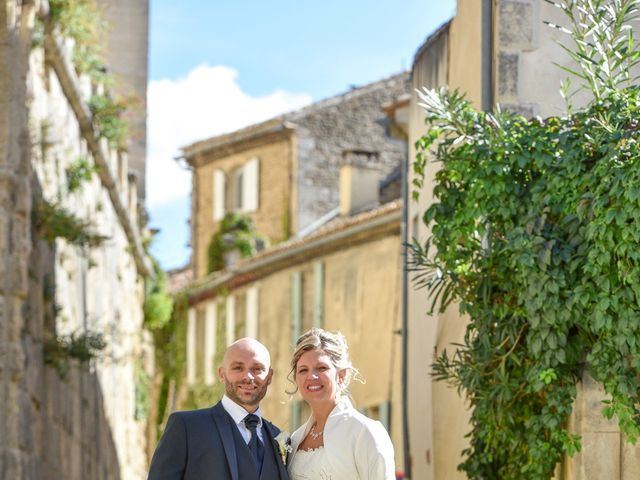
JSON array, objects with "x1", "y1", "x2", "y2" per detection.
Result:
[
  {"x1": 152, "y1": 291, "x2": 188, "y2": 439},
  {"x1": 35, "y1": 200, "x2": 107, "y2": 248},
  {"x1": 88, "y1": 94, "x2": 129, "y2": 150},
  {"x1": 207, "y1": 212, "x2": 269, "y2": 273},
  {"x1": 66, "y1": 156, "x2": 95, "y2": 193},
  {"x1": 48, "y1": 0, "x2": 109, "y2": 82},
  {"x1": 135, "y1": 357, "x2": 151, "y2": 420},
  {"x1": 144, "y1": 259, "x2": 174, "y2": 330},
  {"x1": 411, "y1": 1, "x2": 640, "y2": 477},
  {"x1": 44, "y1": 330, "x2": 106, "y2": 378}
]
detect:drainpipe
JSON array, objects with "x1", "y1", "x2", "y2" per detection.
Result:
[
  {"x1": 482, "y1": 0, "x2": 494, "y2": 111},
  {"x1": 400, "y1": 145, "x2": 411, "y2": 479},
  {"x1": 382, "y1": 104, "x2": 411, "y2": 479}
]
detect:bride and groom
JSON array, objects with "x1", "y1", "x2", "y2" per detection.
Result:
[{"x1": 147, "y1": 328, "x2": 396, "y2": 480}]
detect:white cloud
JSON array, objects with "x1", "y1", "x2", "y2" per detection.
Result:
[{"x1": 146, "y1": 64, "x2": 312, "y2": 207}]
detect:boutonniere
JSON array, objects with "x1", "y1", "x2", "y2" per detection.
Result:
[{"x1": 274, "y1": 431, "x2": 292, "y2": 465}]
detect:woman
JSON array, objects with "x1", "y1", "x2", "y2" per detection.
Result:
[{"x1": 287, "y1": 328, "x2": 395, "y2": 480}]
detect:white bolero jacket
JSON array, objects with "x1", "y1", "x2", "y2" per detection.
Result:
[{"x1": 289, "y1": 398, "x2": 396, "y2": 480}]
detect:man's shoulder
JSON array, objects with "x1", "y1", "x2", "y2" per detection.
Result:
[{"x1": 169, "y1": 404, "x2": 219, "y2": 422}]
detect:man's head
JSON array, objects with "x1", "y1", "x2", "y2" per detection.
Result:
[{"x1": 218, "y1": 337, "x2": 273, "y2": 412}]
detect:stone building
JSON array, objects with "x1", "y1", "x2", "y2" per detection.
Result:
[
  {"x1": 0, "y1": 1, "x2": 151, "y2": 479},
  {"x1": 407, "y1": 1, "x2": 640, "y2": 479},
  {"x1": 171, "y1": 74, "x2": 410, "y2": 472},
  {"x1": 183, "y1": 72, "x2": 409, "y2": 278}
]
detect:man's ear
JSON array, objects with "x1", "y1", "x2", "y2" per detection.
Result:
[
  {"x1": 218, "y1": 366, "x2": 225, "y2": 382},
  {"x1": 266, "y1": 367, "x2": 274, "y2": 385}
]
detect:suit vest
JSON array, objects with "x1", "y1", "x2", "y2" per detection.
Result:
[{"x1": 228, "y1": 415, "x2": 281, "y2": 480}]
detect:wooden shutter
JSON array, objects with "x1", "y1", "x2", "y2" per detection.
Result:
[
  {"x1": 213, "y1": 169, "x2": 226, "y2": 220},
  {"x1": 186, "y1": 308, "x2": 197, "y2": 385},
  {"x1": 246, "y1": 287, "x2": 259, "y2": 338},
  {"x1": 204, "y1": 301, "x2": 217, "y2": 385},
  {"x1": 243, "y1": 157, "x2": 260, "y2": 212}
]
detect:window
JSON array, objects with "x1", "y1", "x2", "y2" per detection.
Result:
[
  {"x1": 313, "y1": 262, "x2": 324, "y2": 328},
  {"x1": 204, "y1": 301, "x2": 217, "y2": 385},
  {"x1": 213, "y1": 158, "x2": 259, "y2": 220},
  {"x1": 246, "y1": 287, "x2": 259, "y2": 338},
  {"x1": 232, "y1": 168, "x2": 244, "y2": 211},
  {"x1": 186, "y1": 307, "x2": 207, "y2": 385},
  {"x1": 363, "y1": 402, "x2": 391, "y2": 431},
  {"x1": 213, "y1": 169, "x2": 226, "y2": 221},
  {"x1": 243, "y1": 157, "x2": 259, "y2": 212},
  {"x1": 187, "y1": 308, "x2": 197, "y2": 385},
  {"x1": 226, "y1": 295, "x2": 236, "y2": 346},
  {"x1": 291, "y1": 271, "x2": 302, "y2": 349}
]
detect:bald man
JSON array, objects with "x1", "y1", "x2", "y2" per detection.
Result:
[{"x1": 148, "y1": 338, "x2": 289, "y2": 480}]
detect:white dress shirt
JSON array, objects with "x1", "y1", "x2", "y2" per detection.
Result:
[{"x1": 221, "y1": 394, "x2": 265, "y2": 444}]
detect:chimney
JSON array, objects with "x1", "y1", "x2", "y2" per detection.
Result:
[{"x1": 339, "y1": 155, "x2": 381, "y2": 216}]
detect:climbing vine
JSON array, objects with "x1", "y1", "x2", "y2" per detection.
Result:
[
  {"x1": 411, "y1": 1, "x2": 640, "y2": 478},
  {"x1": 46, "y1": 0, "x2": 135, "y2": 149},
  {"x1": 44, "y1": 330, "x2": 106, "y2": 378},
  {"x1": 35, "y1": 200, "x2": 107, "y2": 248},
  {"x1": 150, "y1": 291, "x2": 188, "y2": 439},
  {"x1": 65, "y1": 156, "x2": 95, "y2": 193},
  {"x1": 48, "y1": 0, "x2": 108, "y2": 82},
  {"x1": 88, "y1": 94, "x2": 131, "y2": 150},
  {"x1": 143, "y1": 258, "x2": 174, "y2": 330},
  {"x1": 207, "y1": 212, "x2": 269, "y2": 273}
]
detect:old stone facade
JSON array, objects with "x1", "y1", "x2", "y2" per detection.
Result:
[
  {"x1": 183, "y1": 73, "x2": 410, "y2": 279},
  {"x1": 407, "y1": 1, "x2": 640, "y2": 479},
  {"x1": 287, "y1": 74, "x2": 409, "y2": 232},
  {"x1": 0, "y1": 2, "x2": 151, "y2": 479},
  {"x1": 185, "y1": 123, "x2": 295, "y2": 278}
]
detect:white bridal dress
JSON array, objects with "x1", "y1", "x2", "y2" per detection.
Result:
[{"x1": 288, "y1": 447, "x2": 331, "y2": 480}]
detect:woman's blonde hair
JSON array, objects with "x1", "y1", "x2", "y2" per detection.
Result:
[{"x1": 287, "y1": 328, "x2": 362, "y2": 395}]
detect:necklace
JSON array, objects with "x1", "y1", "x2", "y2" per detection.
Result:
[{"x1": 309, "y1": 424, "x2": 323, "y2": 440}]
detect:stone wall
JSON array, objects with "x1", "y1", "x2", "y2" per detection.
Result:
[
  {"x1": 290, "y1": 73, "x2": 410, "y2": 232},
  {"x1": 494, "y1": 0, "x2": 593, "y2": 116},
  {"x1": 0, "y1": 2, "x2": 150, "y2": 479}
]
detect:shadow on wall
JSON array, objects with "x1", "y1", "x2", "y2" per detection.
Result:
[{"x1": 23, "y1": 180, "x2": 122, "y2": 480}]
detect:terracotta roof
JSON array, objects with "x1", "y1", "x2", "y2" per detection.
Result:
[
  {"x1": 249, "y1": 199, "x2": 401, "y2": 263},
  {"x1": 166, "y1": 266, "x2": 193, "y2": 294},
  {"x1": 186, "y1": 200, "x2": 402, "y2": 301}
]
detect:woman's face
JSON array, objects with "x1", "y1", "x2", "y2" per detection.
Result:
[{"x1": 295, "y1": 349, "x2": 345, "y2": 406}]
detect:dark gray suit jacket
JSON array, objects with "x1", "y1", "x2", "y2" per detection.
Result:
[{"x1": 147, "y1": 402, "x2": 289, "y2": 480}]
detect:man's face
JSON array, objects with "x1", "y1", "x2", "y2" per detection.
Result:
[{"x1": 218, "y1": 341, "x2": 273, "y2": 412}]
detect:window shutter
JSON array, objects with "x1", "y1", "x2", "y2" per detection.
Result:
[
  {"x1": 226, "y1": 295, "x2": 236, "y2": 346},
  {"x1": 291, "y1": 400, "x2": 302, "y2": 431},
  {"x1": 243, "y1": 158, "x2": 260, "y2": 212},
  {"x1": 313, "y1": 261, "x2": 324, "y2": 328},
  {"x1": 213, "y1": 169, "x2": 226, "y2": 220},
  {"x1": 246, "y1": 287, "x2": 259, "y2": 338},
  {"x1": 186, "y1": 308, "x2": 196, "y2": 385},
  {"x1": 291, "y1": 271, "x2": 302, "y2": 349},
  {"x1": 204, "y1": 301, "x2": 217, "y2": 385}
]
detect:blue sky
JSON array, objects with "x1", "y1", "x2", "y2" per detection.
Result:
[{"x1": 146, "y1": 0, "x2": 456, "y2": 270}]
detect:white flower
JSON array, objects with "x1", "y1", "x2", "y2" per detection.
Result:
[{"x1": 275, "y1": 431, "x2": 292, "y2": 465}]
